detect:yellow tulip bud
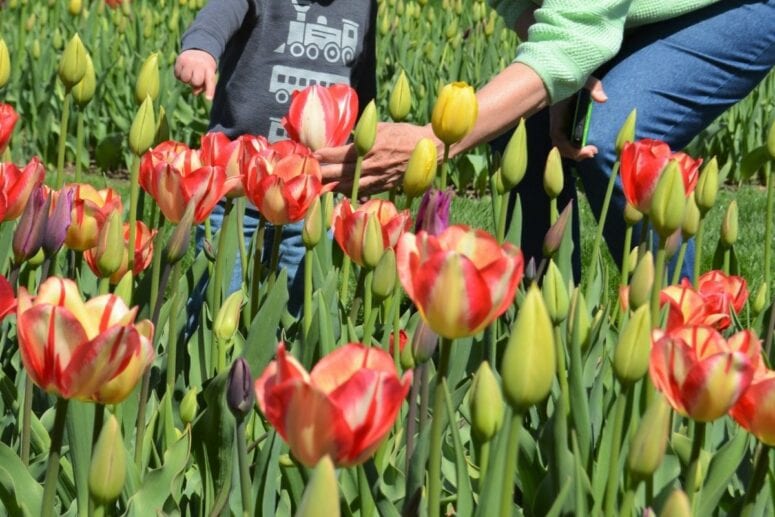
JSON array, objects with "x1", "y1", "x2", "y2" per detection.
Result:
[
  {"x1": 650, "y1": 160, "x2": 686, "y2": 240},
  {"x1": 68, "y1": 0, "x2": 82, "y2": 16},
  {"x1": 682, "y1": 193, "x2": 700, "y2": 238},
  {"x1": 695, "y1": 157, "x2": 718, "y2": 214},
  {"x1": 403, "y1": 138, "x2": 438, "y2": 198},
  {"x1": 661, "y1": 488, "x2": 691, "y2": 517},
  {"x1": 354, "y1": 100, "x2": 377, "y2": 156},
  {"x1": 58, "y1": 33, "x2": 88, "y2": 90},
  {"x1": 543, "y1": 146, "x2": 564, "y2": 199},
  {"x1": 389, "y1": 70, "x2": 412, "y2": 122},
  {"x1": 372, "y1": 248, "x2": 397, "y2": 300},
  {"x1": 502, "y1": 285, "x2": 555, "y2": 412},
  {"x1": 214, "y1": 291, "x2": 244, "y2": 342},
  {"x1": 72, "y1": 53, "x2": 96, "y2": 108},
  {"x1": 469, "y1": 361, "x2": 504, "y2": 442},
  {"x1": 627, "y1": 396, "x2": 671, "y2": 479},
  {"x1": 129, "y1": 96, "x2": 156, "y2": 156},
  {"x1": 135, "y1": 52, "x2": 160, "y2": 105},
  {"x1": 180, "y1": 388, "x2": 199, "y2": 426},
  {"x1": 628, "y1": 251, "x2": 654, "y2": 310},
  {"x1": 720, "y1": 200, "x2": 738, "y2": 248},
  {"x1": 501, "y1": 118, "x2": 527, "y2": 190},
  {"x1": 542, "y1": 260, "x2": 569, "y2": 324},
  {"x1": 615, "y1": 109, "x2": 637, "y2": 156},
  {"x1": 302, "y1": 197, "x2": 323, "y2": 249},
  {"x1": 613, "y1": 305, "x2": 651, "y2": 383},
  {"x1": 296, "y1": 456, "x2": 340, "y2": 517},
  {"x1": 0, "y1": 39, "x2": 10, "y2": 88},
  {"x1": 89, "y1": 415, "x2": 126, "y2": 503},
  {"x1": 431, "y1": 81, "x2": 477, "y2": 146},
  {"x1": 623, "y1": 203, "x2": 643, "y2": 226}
]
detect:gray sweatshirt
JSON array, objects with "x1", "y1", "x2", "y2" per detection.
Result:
[{"x1": 181, "y1": 0, "x2": 377, "y2": 142}]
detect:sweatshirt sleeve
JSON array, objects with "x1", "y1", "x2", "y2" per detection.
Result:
[
  {"x1": 513, "y1": 0, "x2": 633, "y2": 103},
  {"x1": 486, "y1": 0, "x2": 533, "y2": 29},
  {"x1": 180, "y1": 0, "x2": 252, "y2": 61}
]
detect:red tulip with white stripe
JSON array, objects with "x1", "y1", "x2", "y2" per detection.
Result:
[
  {"x1": 730, "y1": 367, "x2": 775, "y2": 446},
  {"x1": 333, "y1": 198, "x2": 411, "y2": 267},
  {"x1": 199, "y1": 132, "x2": 254, "y2": 198},
  {"x1": 0, "y1": 157, "x2": 46, "y2": 222},
  {"x1": 282, "y1": 84, "x2": 358, "y2": 151}
]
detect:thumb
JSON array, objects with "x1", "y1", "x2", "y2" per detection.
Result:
[
  {"x1": 205, "y1": 68, "x2": 216, "y2": 100},
  {"x1": 585, "y1": 76, "x2": 607, "y2": 103}
]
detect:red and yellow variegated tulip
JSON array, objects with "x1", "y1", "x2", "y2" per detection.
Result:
[
  {"x1": 0, "y1": 274, "x2": 14, "y2": 321},
  {"x1": 730, "y1": 367, "x2": 775, "y2": 446},
  {"x1": 0, "y1": 157, "x2": 46, "y2": 222},
  {"x1": 84, "y1": 222, "x2": 156, "y2": 284},
  {"x1": 333, "y1": 198, "x2": 412, "y2": 267},
  {"x1": 396, "y1": 225, "x2": 524, "y2": 339},
  {"x1": 661, "y1": 270, "x2": 748, "y2": 331},
  {"x1": 15, "y1": 277, "x2": 154, "y2": 403},
  {"x1": 620, "y1": 139, "x2": 701, "y2": 214},
  {"x1": 0, "y1": 103, "x2": 19, "y2": 154},
  {"x1": 63, "y1": 184, "x2": 123, "y2": 251},
  {"x1": 282, "y1": 84, "x2": 358, "y2": 151},
  {"x1": 199, "y1": 132, "x2": 252, "y2": 198},
  {"x1": 696, "y1": 270, "x2": 748, "y2": 322},
  {"x1": 140, "y1": 140, "x2": 239, "y2": 223},
  {"x1": 649, "y1": 325, "x2": 759, "y2": 421},
  {"x1": 243, "y1": 140, "x2": 332, "y2": 225},
  {"x1": 255, "y1": 342, "x2": 412, "y2": 467}
]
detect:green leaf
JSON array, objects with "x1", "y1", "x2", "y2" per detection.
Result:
[
  {"x1": 505, "y1": 194, "x2": 522, "y2": 248},
  {"x1": 698, "y1": 428, "x2": 750, "y2": 516},
  {"x1": 65, "y1": 401, "x2": 95, "y2": 517},
  {"x1": 442, "y1": 379, "x2": 474, "y2": 516},
  {"x1": 0, "y1": 442, "x2": 44, "y2": 517},
  {"x1": 740, "y1": 145, "x2": 771, "y2": 181},
  {"x1": 244, "y1": 269, "x2": 289, "y2": 374}
]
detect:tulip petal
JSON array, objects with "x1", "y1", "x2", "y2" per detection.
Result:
[
  {"x1": 95, "y1": 328, "x2": 154, "y2": 404},
  {"x1": 310, "y1": 344, "x2": 397, "y2": 395},
  {"x1": 681, "y1": 352, "x2": 753, "y2": 422},
  {"x1": 730, "y1": 371, "x2": 775, "y2": 446}
]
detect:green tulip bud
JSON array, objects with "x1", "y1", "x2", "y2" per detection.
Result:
[
  {"x1": 501, "y1": 118, "x2": 527, "y2": 190},
  {"x1": 114, "y1": 271, "x2": 133, "y2": 306},
  {"x1": 628, "y1": 251, "x2": 654, "y2": 310},
  {"x1": 411, "y1": 321, "x2": 438, "y2": 364},
  {"x1": 492, "y1": 168, "x2": 507, "y2": 196},
  {"x1": 502, "y1": 285, "x2": 556, "y2": 412},
  {"x1": 389, "y1": 70, "x2": 412, "y2": 122},
  {"x1": 661, "y1": 488, "x2": 691, "y2": 517},
  {"x1": 372, "y1": 248, "x2": 397, "y2": 300},
  {"x1": 135, "y1": 52, "x2": 160, "y2": 105},
  {"x1": 322, "y1": 192, "x2": 334, "y2": 230},
  {"x1": 129, "y1": 95, "x2": 156, "y2": 156},
  {"x1": 672, "y1": 432, "x2": 710, "y2": 484},
  {"x1": 402, "y1": 138, "x2": 438, "y2": 198},
  {"x1": 720, "y1": 200, "x2": 738, "y2": 248},
  {"x1": 469, "y1": 361, "x2": 504, "y2": 442},
  {"x1": 650, "y1": 160, "x2": 686, "y2": 240},
  {"x1": 752, "y1": 283, "x2": 768, "y2": 316},
  {"x1": 695, "y1": 157, "x2": 718, "y2": 214},
  {"x1": 625, "y1": 247, "x2": 639, "y2": 278},
  {"x1": 543, "y1": 147, "x2": 564, "y2": 199},
  {"x1": 0, "y1": 39, "x2": 10, "y2": 88},
  {"x1": 214, "y1": 291, "x2": 244, "y2": 342},
  {"x1": 302, "y1": 197, "x2": 323, "y2": 249},
  {"x1": 89, "y1": 415, "x2": 126, "y2": 503},
  {"x1": 58, "y1": 33, "x2": 88, "y2": 90},
  {"x1": 96, "y1": 210, "x2": 124, "y2": 276},
  {"x1": 361, "y1": 213, "x2": 385, "y2": 268},
  {"x1": 682, "y1": 193, "x2": 700, "y2": 238},
  {"x1": 180, "y1": 388, "x2": 199, "y2": 425},
  {"x1": 155, "y1": 105, "x2": 170, "y2": 145},
  {"x1": 32, "y1": 40, "x2": 41, "y2": 60},
  {"x1": 72, "y1": 53, "x2": 96, "y2": 108},
  {"x1": 627, "y1": 396, "x2": 671, "y2": 479},
  {"x1": 379, "y1": 15, "x2": 390, "y2": 36},
  {"x1": 767, "y1": 118, "x2": 775, "y2": 160},
  {"x1": 165, "y1": 201, "x2": 194, "y2": 264},
  {"x1": 615, "y1": 109, "x2": 637, "y2": 156},
  {"x1": 542, "y1": 260, "x2": 569, "y2": 324},
  {"x1": 623, "y1": 203, "x2": 643, "y2": 226},
  {"x1": 543, "y1": 201, "x2": 573, "y2": 257},
  {"x1": 400, "y1": 338, "x2": 415, "y2": 370},
  {"x1": 568, "y1": 289, "x2": 591, "y2": 350},
  {"x1": 296, "y1": 456, "x2": 340, "y2": 517},
  {"x1": 354, "y1": 100, "x2": 377, "y2": 156},
  {"x1": 613, "y1": 305, "x2": 651, "y2": 383}
]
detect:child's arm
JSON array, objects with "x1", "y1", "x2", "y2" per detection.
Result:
[{"x1": 175, "y1": 0, "x2": 252, "y2": 99}]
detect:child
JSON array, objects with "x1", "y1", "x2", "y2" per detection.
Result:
[{"x1": 176, "y1": 0, "x2": 377, "y2": 312}]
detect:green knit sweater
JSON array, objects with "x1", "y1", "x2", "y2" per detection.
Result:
[{"x1": 488, "y1": 0, "x2": 719, "y2": 102}]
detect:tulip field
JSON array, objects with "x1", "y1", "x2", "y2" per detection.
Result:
[{"x1": 2, "y1": 1, "x2": 775, "y2": 517}]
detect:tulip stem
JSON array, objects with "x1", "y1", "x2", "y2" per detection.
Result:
[
  {"x1": 340, "y1": 257, "x2": 353, "y2": 305},
  {"x1": 499, "y1": 412, "x2": 523, "y2": 517},
  {"x1": 303, "y1": 248, "x2": 314, "y2": 344},
  {"x1": 741, "y1": 444, "x2": 770, "y2": 516},
  {"x1": 428, "y1": 337, "x2": 452, "y2": 517},
  {"x1": 20, "y1": 374, "x2": 33, "y2": 465},
  {"x1": 167, "y1": 262, "x2": 183, "y2": 389},
  {"x1": 350, "y1": 156, "x2": 365, "y2": 207},
  {"x1": 439, "y1": 144, "x2": 451, "y2": 191},
  {"x1": 550, "y1": 198, "x2": 558, "y2": 226},
  {"x1": 603, "y1": 385, "x2": 631, "y2": 517},
  {"x1": 211, "y1": 198, "x2": 234, "y2": 343},
  {"x1": 98, "y1": 277, "x2": 110, "y2": 295},
  {"x1": 686, "y1": 421, "x2": 707, "y2": 510},
  {"x1": 650, "y1": 239, "x2": 667, "y2": 325},
  {"x1": 127, "y1": 156, "x2": 141, "y2": 295},
  {"x1": 235, "y1": 418, "x2": 253, "y2": 517},
  {"x1": 405, "y1": 373, "x2": 420, "y2": 474},
  {"x1": 671, "y1": 241, "x2": 688, "y2": 285},
  {"x1": 585, "y1": 161, "x2": 620, "y2": 297},
  {"x1": 764, "y1": 292, "x2": 775, "y2": 358},
  {"x1": 41, "y1": 397, "x2": 69, "y2": 517},
  {"x1": 75, "y1": 111, "x2": 84, "y2": 184},
  {"x1": 764, "y1": 163, "x2": 773, "y2": 290},
  {"x1": 621, "y1": 224, "x2": 634, "y2": 286},
  {"x1": 362, "y1": 269, "x2": 375, "y2": 345},
  {"x1": 268, "y1": 224, "x2": 283, "y2": 290},
  {"x1": 249, "y1": 219, "x2": 266, "y2": 321},
  {"x1": 55, "y1": 94, "x2": 71, "y2": 189},
  {"x1": 497, "y1": 192, "x2": 509, "y2": 244},
  {"x1": 419, "y1": 363, "x2": 431, "y2": 433},
  {"x1": 479, "y1": 439, "x2": 491, "y2": 488},
  {"x1": 236, "y1": 198, "x2": 248, "y2": 286},
  {"x1": 693, "y1": 220, "x2": 704, "y2": 288},
  {"x1": 620, "y1": 477, "x2": 638, "y2": 517},
  {"x1": 149, "y1": 215, "x2": 166, "y2": 317},
  {"x1": 723, "y1": 249, "x2": 731, "y2": 276}
]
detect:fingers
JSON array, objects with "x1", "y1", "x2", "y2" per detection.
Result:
[
  {"x1": 204, "y1": 67, "x2": 216, "y2": 100},
  {"x1": 321, "y1": 162, "x2": 354, "y2": 183},
  {"x1": 555, "y1": 140, "x2": 599, "y2": 161},
  {"x1": 585, "y1": 76, "x2": 608, "y2": 103},
  {"x1": 314, "y1": 144, "x2": 357, "y2": 165}
]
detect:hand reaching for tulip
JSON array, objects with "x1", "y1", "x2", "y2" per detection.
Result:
[
  {"x1": 550, "y1": 76, "x2": 608, "y2": 161},
  {"x1": 174, "y1": 49, "x2": 217, "y2": 100}
]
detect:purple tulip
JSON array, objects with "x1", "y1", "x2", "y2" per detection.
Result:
[
  {"x1": 42, "y1": 187, "x2": 74, "y2": 256},
  {"x1": 227, "y1": 357, "x2": 255, "y2": 419},
  {"x1": 12, "y1": 186, "x2": 49, "y2": 263},
  {"x1": 415, "y1": 188, "x2": 452, "y2": 236}
]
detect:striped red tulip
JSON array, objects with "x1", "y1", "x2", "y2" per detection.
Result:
[
  {"x1": 84, "y1": 221, "x2": 156, "y2": 284},
  {"x1": 620, "y1": 139, "x2": 701, "y2": 214},
  {"x1": 696, "y1": 270, "x2": 748, "y2": 326},
  {"x1": 650, "y1": 325, "x2": 759, "y2": 421},
  {"x1": 255, "y1": 342, "x2": 412, "y2": 467},
  {"x1": 661, "y1": 270, "x2": 748, "y2": 331},
  {"x1": 730, "y1": 367, "x2": 775, "y2": 446},
  {"x1": 200, "y1": 132, "x2": 252, "y2": 198},
  {"x1": 0, "y1": 103, "x2": 19, "y2": 154},
  {"x1": 16, "y1": 277, "x2": 154, "y2": 403},
  {"x1": 63, "y1": 184, "x2": 123, "y2": 251},
  {"x1": 282, "y1": 84, "x2": 358, "y2": 151},
  {"x1": 0, "y1": 275, "x2": 14, "y2": 321},
  {"x1": 0, "y1": 157, "x2": 46, "y2": 222},
  {"x1": 243, "y1": 140, "x2": 332, "y2": 225},
  {"x1": 396, "y1": 225, "x2": 524, "y2": 339},
  {"x1": 333, "y1": 198, "x2": 411, "y2": 267}
]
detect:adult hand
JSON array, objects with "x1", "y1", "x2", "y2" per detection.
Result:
[
  {"x1": 550, "y1": 76, "x2": 607, "y2": 161},
  {"x1": 174, "y1": 49, "x2": 217, "y2": 100},
  {"x1": 315, "y1": 122, "x2": 440, "y2": 196}
]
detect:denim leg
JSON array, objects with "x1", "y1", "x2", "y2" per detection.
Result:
[{"x1": 264, "y1": 221, "x2": 306, "y2": 316}]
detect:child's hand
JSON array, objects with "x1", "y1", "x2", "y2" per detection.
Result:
[{"x1": 174, "y1": 50, "x2": 217, "y2": 100}]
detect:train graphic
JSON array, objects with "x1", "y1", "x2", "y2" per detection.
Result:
[
  {"x1": 267, "y1": 118, "x2": 288, "y2": 143},
  {"x1": 268, "y1": 65, "x2": 349, "y2": 105},
  {"x1": 274, "y1": 0, "x2": 359, "y2": 65}
]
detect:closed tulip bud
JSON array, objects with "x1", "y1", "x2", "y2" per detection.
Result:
[
  {"x1": 627, "y1": 396, "x2": 670, "y2": 479},
  {"x1": 215, "y1": 291, "x2": 243, "y2": 342},
  {"x1": 492, "y1": 168, "x2": 507, "y2": 196},
  {"x1": 767, "y1": 118, "x2": 775, "y2": 160},
  {"x1": 13, "y1": 188, "x2": 49, "y2": 264},
  {"x1": 720, "y1": 200, "x2": 738, "y2": 248},
  {"x1": 379, "y1": 15, "x2": 390, "y2": 36},
  {"x1": 32, "y1": 40, "x2": 41, "y2": 60},
  {"x1": 543, "y1": 201, "x2": 573, "y2": 257},
  {"x1": 623, "y1": 203, "x2": 643, "y2": 226},
  {"x1": 0, "y1": 39, "x2": 9, "y2": 88},
  {"x1": 615, "y1": 109, "x2": 637, "y2": 156},
  {"x1": 165, "y1": 201, "x2": 194, "y2": 264},
  {"x1": 296, "y1": 456, "x2": 340, "y2": 517},
  {"x1": 302, "y1": 197, "x2": 323, "y2": 249},
  {"x1": 431, "y1": 82, "x2": 477, "y2": 146},
  {"x1": 155, "y1": 105, "x2": 170, "y2": 145},
  {"x1": 28, "y1": 249, "x2": 45, "y2": 268},
  {"x1": 543, "y1": 147, "x2": 563, "y2": 199},
  {"x1": 323, "y1": 192, "x2": 335, "y2": 230},
  {"x1": 469, "y1": 361, "x2": 504, "y2": 442},
  {"x1": 501, "y1": 118, "x2": 527, "y2": 190},
  {"x1": 129, "y1": 96, "x2": 156, "y2": 156},
  {"x1": 389, "y1": 70, "x2": 412, "y2": 122},
  {"x1": 113, "y1": 271, "x2": 133, "y2": 306},
  {"x1": 227, "y1": 357, "x2": 254, "y2": 419},
  {"x1": 372, "y1": 248, "x2": 397, "y2": 300},
  {"x1": 502, "y1": 285, "x2": 555, "y2": 411},
  {"x1": 400, "y1": 339, "x2": 415, "y2": 369},
  {"x1": 682, "y1": 193, "x2": 700, "y2": 238},
  {"x1": 628, "y1": 251, "x2": 653, "y2": 310},
  {"x1": 68, "y1": 0, "x2": 82, "y2": 15},
  {"x1": 180, "y1": 388, "x2": 199, "y2": 425},
  {"x1": 89, "y1": 415, "x2": 126, "y2": 503},
  {"x1": 661, "y1": 488, "x2": 691, "y2": 517},
  {"x1": 361, "y1": 213, "x2": 385, "y2": 268},
  {"x1": 354, "y1": 100, "x2": 377, "y2": 156},
  {"x1": 43, "y1": 188, "x2": 74, "y2": 256},
  {"x1": 524, "y1": 257, "x2": 538, "y2": 285},
  {"x1": 96, "y1": 210, "x2": 124, "y2": 276},
  {"x1": 650, "y1": 160, "x2": 686, "y2": 240},
  {"x1": 403, "y1": 138, "x2": 438, "y2": 198},
  {"x1": 58, "y1": 33, "x2": 88, "y2": 90},
  {"x1": 614, "y1": 305, "x2": 651, "y2": 383},
  {"x1": 752, "y1": 283, "x2": 768, "y2": 316},
  {"x1": 664, "y1": 228, "x2": 683, "y2": 259},
  {"x1": 625, "y1": 247, "x2": 639, "y2": 277},
  {"x1": 203, "y1": 239, "x2": 217, "y2": 263},
  {"x1": 411, "y1": 320, "x2": 438, "y2": 364},
  {"x1": 542, "y1": 260, "x2": 569, "y2": 324},
  {"x1": 568, "y1": 289, "x2": 591, "y2": 350},
  {"x1": 695, "y1": 157, "x2": 718, "y2": 214},
  {"x1": 71, "y1": 53, "x2": 96, "y2": 108}
]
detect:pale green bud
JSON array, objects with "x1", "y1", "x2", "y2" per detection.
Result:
[
  {"x1": 58, "y1": 33, "x2": 88, "y2": 90},
  {"x1": 628, "y1": 251, "x2": 654, "y2": 310},
  {"x1": 543, "y1": 147, "x2": 563, "y2": 199},
  {"x1": 542, "y1": 260, "x2": 569, "y2": 324},
  {"x1": 615, "y1": 109, "x2": 637, "y2": 156},
  {"x1": 71, "y1": 53, "x2": 96, "y2": 108},
  {"x1": 135, "y1": 52, "x2": 160, "y2": 105},
  {"x1": 302, "y1": 198, "x2": 323, "y2": 250},
  {"x1": 0, "y1": 39, "x2": 10, "y2": 88},
  {"x1": 720, "y1": 200, "x2": 738, "y2": 248},
  {"x1": 661, "y1": 488, "x2": 691, "y2": 517},
  {"x1": 354, "y1": 100, "x2": 377, "y2": 156},
  {"x1": 361, "y1": 213, "x2": 385, "y2": 268},
  {"x1": 389, "y1": 70, "x2": 412, "y2": 122},
  {"x1": 114, "y1": 271, "x2": 133, "y2": 306},
  {"x1": 180, "y1": 388, "x2": 199, "y2": 425},
  {"x1": 96, "y1": 210, "x2": 124, "y2": 276},
  {"x1": 623, "y1": 203, "x2": 643, "y2": 226},
  {"x1": 296, "y1": 456, "x2": 340, "y2": 517},
  {"x1": 372, "y1": 248, "x2": 397, "y2": 300},
  {"x1": 650, "y1": 160, "x2": 686, "y2": 240},
  {"x1": 753, "y1": 283, "x2": 768, "y2": 316},
  {"x1": 469, "y1": 361, "x2": 504, "y2": 442},
  {"x1": 501, "y1": 118, "x2": 527, "y2": 190},
  {"x1": 214, "y1": 291, "x2": 244, "y2": 342},
  {"x1": 695, "y1": 157, "x2": 718, "y2": 214},
  {"x1": 89, "y1": 415, "x2": 126, "y2": 503},
  {"x1": 129, "y1": 95, "x2": 156, "y2": 156},
  {"x1": 568, "y1": 289, "x2": 591, "y2": 350},
  {"x1": 627, "y1": 396, "x2": 671, "y2": 479},
  {"x1": 614, "y1": 305, "x2": 651, "y2": 383},
  {"x1": 682, "y1": 193, "x2": 700, "y2": 238},
  {"x1": 155, "y1": 105, "x2": 170, "y2": 145}
]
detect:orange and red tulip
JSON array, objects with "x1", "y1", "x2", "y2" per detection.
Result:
[
  {"x1": 0, "y1": 103, "x2": 19, "y2": 154},
  {"x1": 62, "y1": 184, "x2": 123, "y2": 251},
  {"x1": 696, "y1": 270, "x2": 748, "y2": 326},
  {"x1": 0, "y1": 157, "x2": 46, "y2": 222},
  {"x1": 333, "y1": 198, "x2": 411, "y2": 267},
  {"x1": 84, "y1": 221, "x2": 156, "y2": 284},
  {"x1": 255, "y1": 342, "x2": 412, "y2": 467},
  {"x1": 199, "y1": 131, "x2": 252, "y2": 198},
  {"x1": 282, "y1": 84, "x2": 358, "y2": 151},
  {"x1": 396, "y1": 225, "x2": 524, "y2": 339},
  {"x1": 0, "y1": 274, "x2": 14, "y2": 321},
  {"x1": 730, "y1": 367, "x2": 775, "y2": 446},
  {"x1": 15, "y1": 277, "x2": 154, "y2": 403},
  {"x1": 661, "y1": 270, "x2": 748, "y2": 331}
]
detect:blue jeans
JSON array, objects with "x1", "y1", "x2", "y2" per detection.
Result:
[{"x1": 500, "y1": 0, "x2": 775, "y2": 282}]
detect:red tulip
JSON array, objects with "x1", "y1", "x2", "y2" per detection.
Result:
[
  {"x1": 105, "y1": 0, "x2": 124, "y2": 8},
  {"x1": 696, "y1": 270, "x2": 748, "y2": 322},
  {"x1": 0, "y1": 157, "x2": 46, "y2": 222},
  {"x1": 389, "y1": 329, "x2": 409, "y2": 356},
  {"x1": 396, "y1": 225, "x2": 524, "y2": 339},
  {"x1": 282, "y1": 84, "x2": 358, "y2": 151},
  {"x1": 62, "y1": 184, "x2": 123, "y2": 251},
  {"x1": 200, "y1": 132, "x2": 251, "y2": 198},
  {"x1": 16, "y1": 277, "x2": 154, "y2": 403},
  {"x1": 84, "y1": 221, "x2": 156, "y2": 284},
  {"x1": 0, "y1": 275, "x2": 15, "y2": 321},
  {"x1": 661, "y1": 270, "x2": 748, "y2": 331},
  {"x1": 255, "y1": 342, "x2": 412, "y2": 467},
  {"x1": 0, "y1": 103, "x2": 19, "y2": 154},
  {"x1": 333, "y1": 198, "x2": 412, "y2": 267},
  {"x1": 649, "y1": 325, "x2": 759, "y2": 421},
  {"x1": 243, "y1": 140, "x2": 333, "y2": 225},
  {"x1": 620, "y1": 139, "x2": 701, "y2": 214},
  {"x1": 730, "y1": 368, "x2": 775, "y2": 446}
]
